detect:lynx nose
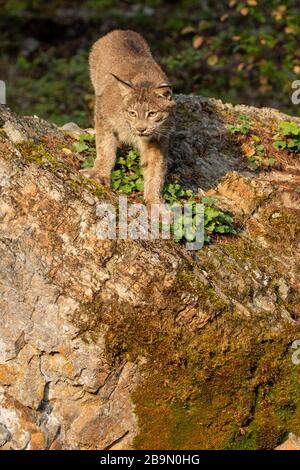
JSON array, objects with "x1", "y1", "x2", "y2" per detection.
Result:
[{"x1": 136, "y1": 126, "x2": 147, "y2": 135}]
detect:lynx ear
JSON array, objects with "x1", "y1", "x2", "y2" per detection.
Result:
[
  {"x1": 154, "y1": 83, "x2": 173, "y2": 101},
  {"x1": 111, "y1": 73, "x2": 135, "y2": 97}
]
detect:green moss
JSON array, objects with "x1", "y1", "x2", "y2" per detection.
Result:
[
  {"x1": 223, "y1": 240, "x2": 255, "y2": 263},
  {"x1": 175, "y1": 267, "x2": 230, "y2": 316},
  {"x1": 71, "y1": 254, "x2": 300, "y2": 450},
  {"x1": 133, "y1": 324, "x2": 300, "y2": 448},
  {"x1": 0, "y1": 128, "x2": 7, "y2": 139},
  {"x1": 17, "y1": 140, "x2": 104, "y2": 198},
  {"x1": 83, "y1": 178, "x2": 104, "y2": 198},
  {"x1": 68, "y1": 176, "x2": 104, "y2": 198},
  {"x1": 17, "y1": 140, "x2": 60, "y2": 168}
]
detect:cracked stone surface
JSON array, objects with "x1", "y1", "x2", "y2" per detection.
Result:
[{"x1": 0, "y1": 96, "x2": 300, "y2": 449}]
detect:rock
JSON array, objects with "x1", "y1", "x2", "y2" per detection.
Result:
[
  {"x1": 275, "y1": 433, "x2": 300, "y2": 450},
  {"x1": 278, "y1": 278, "x2": 290, "y2": 300},
  {"x1": 84, "y1": 127, "x2": 96, "y2": 135},
  {"x1": 0, "y1": 98, "x2": 300, "y2": 449},
  {"x1": 3, "y1": 121, "x2": 27, "y2": 143},
  {"x1": 60, "y1": 122, "x2": 83, "y2": 138},
  {"x1": 0, "y1": 423, "x2": 11, "y2": 447},
  {"x1": 61, "y1": 147, "x2": 72, "y2": 155}
]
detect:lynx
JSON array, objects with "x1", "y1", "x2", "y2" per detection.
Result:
[{"x1": 81, "y1": 29, "x2": 175, "y2": 206}]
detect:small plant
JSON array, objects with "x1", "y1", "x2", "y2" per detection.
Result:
[
  {"x1": 164, "y1": 182, "x2": 193, "y2": 205},
  {"x1": 163, "y1": 187, "x2": 235, "y2": 243},
  {"x1": 227, "y1": 114, "x2": 252, "y2": 135},
  {"x1": 80, "y1": 142, "x2": 235, "y2": 244},
  {"x1": 273, "y1": 121, "x2": 300, "y2": 153},
  {"x1": 73, "y1": 133, "x2": 96, "y2": 169},
  {"x1": 246, "y1": 142, "x2": 276, "y2": 169},
  {"x1": 111, "y1": 149, "x2": 144, "y2": 193}
]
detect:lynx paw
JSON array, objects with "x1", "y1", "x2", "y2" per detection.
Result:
[{"x1": 80, "y1": 169, "x2": 111, "y2": 187}]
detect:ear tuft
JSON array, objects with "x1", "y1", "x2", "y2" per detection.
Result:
[
  {"x1": 111, "y1": 73, "x2": 135, "y2": 97},
  {"x1": 153, "y1": 83, "x2": 173, "y2": 101}
]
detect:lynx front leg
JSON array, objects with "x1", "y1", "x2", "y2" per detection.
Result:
[
  {"x1": 80, "y1": 102, "x2": 116, "y2": 187},
  {"x1": 139, "y1": 139, "x2": 168, "y2": 207}
]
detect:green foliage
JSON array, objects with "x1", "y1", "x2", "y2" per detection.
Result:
[
  {"x1": 73, "y1": 133, "x2": 96, "y2": 168},
  {"x1": 164, "y1": 182, "x2": 187, "y2": 204},
  {"x1": 279, "y1": 121, "x2": 300, "y2": 136},
  {"x1": 80, "y1": 144, "x2": 235, "y2": 245},
  {"x1": 165, "y1": 189, "x2": 235, "y2": 244},
  {"x1": 203, "y1": 206, "x2": 234, "y2": 239},
  {"x1": 112, "y1": 149, "x2": 144, "y2": 193},
  {"x1": 273, "y1": 121, "x2": 300, "y2": 153},
  {"x1": 247, "y1": 141, "x2": 276, "y2": 170},
  {"x1": 1, "y1": 0, "x2": 300, "y2": 126},
  {"x1": 228, "y1": 114, "x2": 252, "y2": 135},
  {"x1": 272, "y1": 140, "x2": 287, "y2": 151},
  {"x1": 6, "y1": 51, "x2": 90, "y2": 127}
]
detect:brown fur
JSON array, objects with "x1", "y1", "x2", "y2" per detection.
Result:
[{"x1": 81, "y1": 29, "x2": 175, "y2": 205}]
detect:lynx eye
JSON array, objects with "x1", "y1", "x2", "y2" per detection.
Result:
[
  {"x1": 148, "y1": 111, "x2": 158, "y2": 118},
  {"x1": 128, "y1": 110, "x2": 137, "y2": 118}
]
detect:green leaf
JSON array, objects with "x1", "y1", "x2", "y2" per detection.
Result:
[
  {"x1": 217, "y1": 212, "x2": 234, "y2": 224},
  {"x1": 256, "y1": 144, "x2": 265, "y2": 153},
  {"x1": 214, "y1": 225, "x2": 227, "y2": 233},
  {"x1": 112, "y1": 180, "x2": 120, "y2": 189},
  {"x1": 272, "y1": 140, "x2": 286, "y2": 150},
  {"x1": 227, "y1": 114, "x2": 251, "y2": 135},
  {"x1": 119, "y1": 184, "x2": 133, "y2": 194},
  {"x1": 205, "y1": 222, "x2": 216, "y2": 232},
  {"x1": 73, "y1": 141, "x2": 89, "y2": 153},
  {"x1": 128, "y1": 173, "x2": 139, "y2": 181},
  {"x1": 112, "y1": 169, "x2": 122, "y2": 178},
  {"x1": 202, "y1": 196, "x2": 217, "y2": 205},
  {"x1": 81, "y1": 155, "x2": 95, "y2": 169},
  {"x1": 185, "y1": 189, "x2": 194, "y2": 198},
  {"x1": 135, "y1": 178, "x2": 144, "y2": 191},
  {"x1": 79, "y1": 133, "x2": 95, "y2": 143},
  {"x1": 204, "y1": 207, "x2": 221, "y2": 223},
  {"x1": 279, "y1": 121, "x2": 300, "y2": 136}
]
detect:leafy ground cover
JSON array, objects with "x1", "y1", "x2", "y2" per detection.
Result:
[
  {"x1": 0, "y1": 0, "x2": 299, "y2": 126},
  {"x1": 75, "y1": 135, "x2": 235, "y2": 243}
]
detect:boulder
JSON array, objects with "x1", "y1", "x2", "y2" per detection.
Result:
[{"x1": 0, "y1": 96, "x2": 299, "y2": 449}]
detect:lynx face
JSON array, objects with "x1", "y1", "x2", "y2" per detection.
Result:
[{"x1": 112, "y1": 74, "x2": 175, "y2": 138}]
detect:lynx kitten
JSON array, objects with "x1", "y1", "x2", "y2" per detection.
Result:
[{"x1": 81, "y1": 29, "x2": 175, "y2": 206}]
